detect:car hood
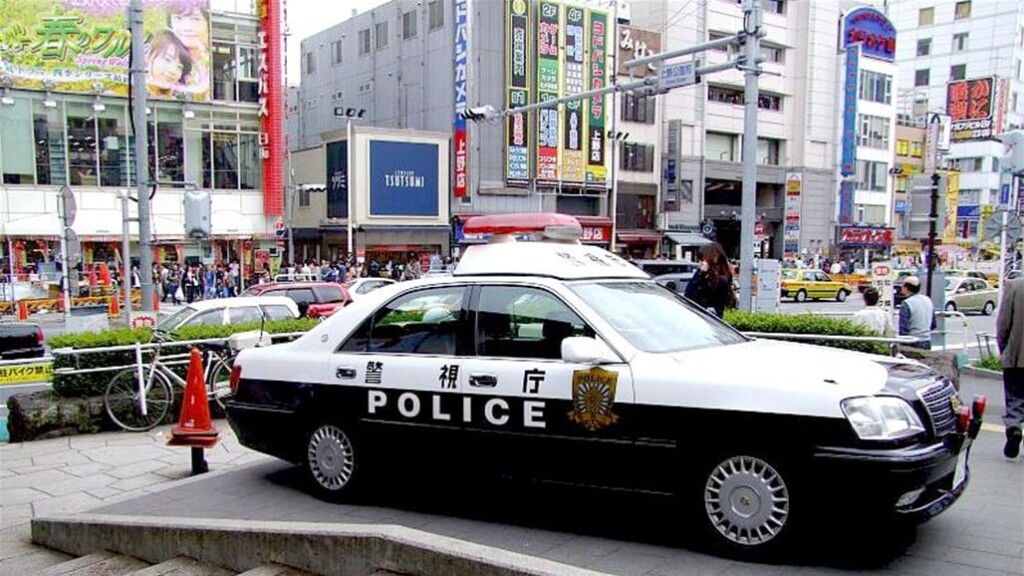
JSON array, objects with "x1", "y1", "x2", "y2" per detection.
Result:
[{"x1": 646, "y1": 339, "x2": 893, "y2": 416}]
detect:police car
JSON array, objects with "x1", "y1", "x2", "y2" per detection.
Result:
[{"x1": 225, "y1": 213, "x2": 984, "y2": 555}]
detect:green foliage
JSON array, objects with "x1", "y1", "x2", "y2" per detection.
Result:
[
  {"x1": 973, "y1": 355, "x2": 1001, "y2": 371},
  {"x1": 51, "y1": 319, "x2": 318, "y2": 398},
  {"x1": 723, "y1": 311, "x2": 891, "y2": 356}
]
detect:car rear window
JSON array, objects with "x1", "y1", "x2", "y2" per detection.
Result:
[{"x1": 314, "y1": 285, "x2": 346, "y2": 303}]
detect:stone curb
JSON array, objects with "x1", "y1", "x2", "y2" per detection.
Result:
[
  {"x1": 32, "y1": 514, "x2": 612, "y2": 576},
  {"x1": 961, "y1": 365, "x2": 1002, "y2": 381}
]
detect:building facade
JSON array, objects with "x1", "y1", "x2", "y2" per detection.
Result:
[
  {"x1": 893, "y1": 120, "x2": 926, "y2": 248},
  {"x1": 1, "y1": 2, "x2": 281, "y2": 277},
  {"x1": 889, "y1": 0, "x2": 1024, "y2": 246}
]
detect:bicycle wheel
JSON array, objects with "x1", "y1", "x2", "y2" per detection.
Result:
[
  {"x1": 207, "y1": 356, "x2": 235, "y2": 411},
  {"x1": 104, "y1": 368, "x2": 174, "y2": 431}
]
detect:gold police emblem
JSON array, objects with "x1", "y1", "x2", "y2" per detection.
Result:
[
  {"x1": 568, "y1": 367, "x2": 620, "y2": 431},
  {"x1": 950, "y1": 394, "x2": 962, "y2": 413}
]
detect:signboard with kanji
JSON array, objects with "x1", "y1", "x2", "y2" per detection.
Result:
[
  {"x1": 838, "y1": 226, "x2": 894, "y2": 248},
  {"x1": 870, "y1": 261, "x2": 895, "y2": 311},
  {"x1": 946, "y1": 77, "x2": 997, "y2": 142}
]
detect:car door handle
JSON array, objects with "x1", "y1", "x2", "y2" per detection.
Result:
[
  {"x1": 469, "y1": 374, "x2": 497, "y2": 388},
  {"x1": 335, "y1": 367, "x2": 357, "y2": 380}
]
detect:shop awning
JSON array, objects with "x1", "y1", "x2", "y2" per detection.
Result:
[
  {"x1": 2, "y1": 213, "x2": 61, "y2": 237},
  {"x1": 664, "y1": 232, "x2": 713, "y2": 247},
  {"x1": 617, "y1": 230, "x2": 662, "y2": 244},
  {"x1": 211, "y1": 210, "x2": 254, "y2": 236}
]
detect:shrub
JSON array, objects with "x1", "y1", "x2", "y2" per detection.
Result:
[
  {"x1": 51, "y1": 318, "x2": 318, "y2": 398},
  {"x1": 723, "y1": 311, "x2": 891, "y2": 356},
  {"x1": 973, "y1": 355, "x2": 1001, "y2": 372}
]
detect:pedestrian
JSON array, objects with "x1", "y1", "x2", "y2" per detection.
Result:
[
  {"x1": 166, "y1": 264, "x2": 181, "y2": 305},
  {"x1": 852, "y1": 287, "x2": 894, "y2": 337},
  {"x1": 897, "y1": 276, "x2": 934, "y2": 349},
  {"x1": 683, "y1": 242, "x2": 736, "y2": 318},
  {"x1": 996, "y1": 276, "x2": 1024, "y2": 458}
]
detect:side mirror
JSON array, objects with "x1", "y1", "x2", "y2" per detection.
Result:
[{"x1": 561, "y1": 336, "x2": 619, "y2": 365}]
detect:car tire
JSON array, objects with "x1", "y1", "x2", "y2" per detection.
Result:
[
  {"x1": 699, "y1": 453, "x2": 795, "y2": 557},
  {"x1": 982, "y1": 301, "x2": 995, "y2": 316},
  {"x1": 836, "y1": 289, "x2": 849, "y2": 303},
  {"x1": 795, "y1": 290, "x2": 807, "y2": 303},
  {"x1": 945, "y1": 301, "x2": 957, "y2": 312},
  {"x1": 304, "y1": 422, "x2": 361, "y2": 502}
]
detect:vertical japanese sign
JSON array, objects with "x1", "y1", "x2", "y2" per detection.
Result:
[
  {"x1": 784, "y1": 173, "x2": 802, "y2": 259},
  {"x1": 536, "y1": 0, "x2": 560, "y2": 182},
  {"x1": 870, "y1": 261, "x2": 895, "y2": 311},
  {"x1": 453, "y1": 0, "x2": 469, "y2": 197},
  {"x1": 944, "y1": 171, "x2": 959, "y2": 243},
  {"x1": 840, "y1": 44, "x2": 859, "y2": 177},
  {"x1": 325, "y1": 140, "x2": 348, "y2": 219},
  {"x1": 839, "y1": 181, "x2": 855, "y2": 225},
  {"x1": 505, "y1": 0, "x2": 530, "y2": 183},
  {"x1": 585, "y1": 9, "x2": 607, "y2": 185},
  {"x1": 946, "y1": 77, "x2": 996, "y2": 142},
  {"x1": 257, "y1": 0, "x2": 283, "y2": 216},
  {"x1": 561, "y1": 5, "x2": 586, "y2": 183}
]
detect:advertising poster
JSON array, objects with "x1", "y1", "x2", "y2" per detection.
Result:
[
  {"x1": 257, "y1": 0, "x2": 283, "y2": 216},
  {"x1": 784, "y1": 173, "x2": 802, "y2": 259},
  {"x1": 0, "y1": 0, "x2": 211, "y2": 101},
  {"x1": 947, "y1": 77, "x2": 996, "y2": 142},
  {"x1": 535, "y1": 0, "x2": 560, "y2": 182},
  {"x1": 452, "y1": 0, "x2": 468, "y2": 197},
  {"x1": 368, "y1": 140, "x2": 440, "y2": 218},
  {"x1": 585, "y1": 8, "x2": 607, "y2": 185},
  {"x1": 505, "y1": 0, "x2": 530, "y2": 183},
  {"x1": 840, "y1": 44, "x2": 859, "y2": 177},
  {"x1": 944, "y1": 171, "x2": 959, "y2": 243},
  {"x1": 561, "y1": 4, "x2": 585, "y2": 183},
  {"x1": 325, "y1": 140, "x2": 349, "y2": 219}
]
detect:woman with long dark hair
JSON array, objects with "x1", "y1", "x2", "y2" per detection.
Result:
[{"x1": 684, "y1": 242, "x2": 736, "y2": 317}]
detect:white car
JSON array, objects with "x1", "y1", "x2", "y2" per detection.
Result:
[
  {"x1": 345, "y1": 277, "x2": 396, "y2": 300},
  {"x1": 159, "y1": 296, "x2": 299, "y2": 330},
  {"x1": 225, "y1": 214, "x2": 982, "y2": 556}
]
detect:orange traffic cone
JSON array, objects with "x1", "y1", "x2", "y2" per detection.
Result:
[
  {"x1": 17, "y1": 300, "x2": 28, "y2": 321},
  {"x1": 169, "y1": 348, "x2": 218, "y2": 442},
  {"x1": 108, "y1": 295, "x2": 120, "y2": 319},
  {"x1": 153, "y1": 293, "x2": 160, "y2": 312}
]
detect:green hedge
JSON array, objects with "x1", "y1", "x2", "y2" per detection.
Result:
[
  {"x1": 723, "y1": 311, "x2": 891, "y2": 356},
  {"x1": 51, "y1": 318, "x2": 318, "y2": 398},
  {"x1": 973, "y1": 355, "x2": 1001, "y2": 371}
]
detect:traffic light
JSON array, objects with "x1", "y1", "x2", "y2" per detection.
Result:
[{"x1": 459, "y1": 105, "x2": 497, "y2": 122}]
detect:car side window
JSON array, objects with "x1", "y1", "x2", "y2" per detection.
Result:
[
  {"x1": 314, "y1": 285, "x2": 346, "y2": 303},
  {"x1": 261, "y1": 304, "x2": 295, "y2": 321},
  {"x1": 229, "y1": 306, "x2": 264, "y2": 325},
  {"x1": 286, "y1": 288, "x2": 317, "y2": 305},
  {"x1": 186, "y1": 309, "x2": 224, "y2": 327},
  {"x1": 476, "y1": 286, "x2": 593, "y2": 360},
  {"x1": 817, "y1": 272, "x2": 830, "y2": 282},
  {"x1": 339, "y1": 286, "x2": 467, "y2": 355}
]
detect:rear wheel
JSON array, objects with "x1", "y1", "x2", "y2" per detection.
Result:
[
  {"x1": 836, "y1": 289, "x2": 849, "y2": 303},
  {"x1": 981, "y1": 301, "x2": 995, "y2": 316},
  {"x1": 207, "y1": 357, "x2": 234, "y2": 411},
  {"x1": 305, "y1": 422, "x2": 361, "y2": 502},
  {"x1": 795, "y1": 290, "x2": 807, "y2": 303},
  {"x1": 104, "y1": 369, "x2": 174, "y2": 432},
  {"x1": 701, "y1": 454, "x2": 794, "y2": 555}
]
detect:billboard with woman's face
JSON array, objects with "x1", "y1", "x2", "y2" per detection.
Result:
[{"x1": 0, "y1": 0, "x2": 211, "y2": 101}]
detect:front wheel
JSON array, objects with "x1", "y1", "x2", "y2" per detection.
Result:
[
  {"x1": 702, "y1": 454, "x2": 793, "y2": 553},
  {"x1": 945, "y1": 301, "x2": 957, "y2": 312},
  {"x1": 104, "y1": 369, "x2": 174, "y2": 431},
  {"x1": 981, "y1": 301, "x2": 995, "y2": 316},
  {"x1": 305, "y1": 423, "x2": 361, "y2": 502},
  {"x1": 836, "y1": 289, "x2": 849, "y2": 303},
  {"x1": 795, "y1": 290, "x2": 807, "y2": 303}
]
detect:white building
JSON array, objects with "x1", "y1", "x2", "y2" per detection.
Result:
[
  {"x1": 888, "y1": 0, "x2": 1024, "y2": 240},
  {"x1": 630, "y1": 0, "x2": 840, "y2": 260}
]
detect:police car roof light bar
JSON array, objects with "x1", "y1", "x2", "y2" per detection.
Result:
[{"x1": 462, "y1": 213, "x2": 582, "y2": 243}]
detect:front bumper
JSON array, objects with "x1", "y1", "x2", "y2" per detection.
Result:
[{"x1": 812, "y1": 432, "x2": 974, "y2": 523}]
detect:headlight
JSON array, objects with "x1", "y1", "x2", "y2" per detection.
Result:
[{"x1": 841, "y1": 396, "x2": 925, "y2": 440}]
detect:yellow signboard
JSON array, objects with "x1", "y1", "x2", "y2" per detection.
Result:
[
  {"x1": 0, "y1": 362, "x2": 53, "y2": 385},
  {"x1": 944, "y1": 171, "x2": 960, "y2": 242}
]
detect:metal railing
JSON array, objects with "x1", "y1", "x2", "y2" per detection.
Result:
[{"x1": 808, "y1": 309, "x2": 971, "y2": 352}]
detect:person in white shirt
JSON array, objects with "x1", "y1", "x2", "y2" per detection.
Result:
[{"x1": 853, "y1": 287, "x2": 894, "y2": 337}]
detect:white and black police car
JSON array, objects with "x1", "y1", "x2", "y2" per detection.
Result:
[{"x1": 225, "y1": 213, "x2": 984, "y2": 554}]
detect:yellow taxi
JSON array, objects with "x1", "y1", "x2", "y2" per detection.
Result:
[{"x1": 780, "y1": 269, "x2": 852, "y2": 302}]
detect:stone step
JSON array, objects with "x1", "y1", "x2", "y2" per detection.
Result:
[
  {"x1": 235, "y1": 564, "x2": 314, "y2": 576},
  {"x1": 42, "y1": 551, "x2": 148, "y2": 576},
  {"x1": 0, "y1": 525, "x2": 72, "y2": 573},
  {"x1": 127, "y1": 557, "x2": 233, "y2": 576}
]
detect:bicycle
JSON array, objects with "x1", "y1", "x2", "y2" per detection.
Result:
[{"x1": 103, "y1": 329, "x2": 238, "y2": 432}]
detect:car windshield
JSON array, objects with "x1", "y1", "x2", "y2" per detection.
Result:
[
  {"x1": 570, "y1": 281, "x2": 746, "y2": 353},
  {"x1": 944, "y1": 279, "x2": 957, "y2": 291},
  {"x1": 159, "y1": 306, "x2": 197, "y2": 329},
  {"x1": 781, "y1": 270, "x2": 797, "y2": 280}
]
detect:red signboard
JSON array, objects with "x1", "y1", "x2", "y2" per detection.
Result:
[
  {"x1": 946, "y1": 77, "x2": 997, "y2": 142},
  {"x1": 581, "y1": 224, "x2": 611, "y2": 243},
  {"x1": 839, "y1": 226, "x2": 893, "y2": 247},
  {"x1": 258, "y1": 0, "x2": 284, "y2": 216},
  {"x1": 454, "y1": 128, "x2": 468, "y2": 197}
]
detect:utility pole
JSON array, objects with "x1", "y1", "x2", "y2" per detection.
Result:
[
  {"x1": 130, "y1": 0, "x2": 154, "y2": 311},
  {"x1": 737, "y1": 0, "x2": 763, "y2": 311},
  {"x1": 926, "y1": 172, "x2": 939, "y2": 299},
  {"x1": 286, "y1": 147, "x2": 295, "y2": 265},
  {"x1": 120, "y1": 191, "x2": 133, "y2": 324}
]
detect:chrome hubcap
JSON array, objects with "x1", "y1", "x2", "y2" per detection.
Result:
[
  {"x1": 307, "y1": 425, "x2": 354, "y2": 491},
  {"x1": 704, "y1": 456, "x2": 789, "y2": 546}
]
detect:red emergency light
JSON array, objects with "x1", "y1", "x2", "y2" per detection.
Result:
[{"x1": 461, "y1": 213, "x2": 582, "y2": 241}]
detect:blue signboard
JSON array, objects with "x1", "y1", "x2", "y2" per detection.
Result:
[
  {"x1": 1001, "y1": 183, "x2": 1010, "y2": 206},
  {"x1": 839, "y1": 180, "x2": 856, "y2": 225},
  {"x1": 369, "y1": 140, "x2": 440, "y2": 217},
  {"x1": 957, "y1": 205, "x2": 981, "y2": 219},
  {"x1": 840, "y1": 44, "x2": 859, "y2": 177},
  {"x1": 841, "y1": 7, "x2": 896, "y2": 62},
  {"x1": 894, "y1": 199, "x2": 907, "y2": 213},
  {"x1": 325, "y1": 140, "x2": 348, "y2": 219}
]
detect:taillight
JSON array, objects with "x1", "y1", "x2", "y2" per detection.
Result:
[
  {"x1": 971, "y1": 395, "x2": 986, "y2": 419},
  {"x1": 36, "y1": 328, "x2": 44, "y2": 345},
  {"x1": 229, "y1": 365, "x2": 242, "y2": 394},
  {"x1": 957, "y1": 406, "x2": 971, "y2": 433}
]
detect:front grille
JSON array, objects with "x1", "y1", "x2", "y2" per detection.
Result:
[{"x1": 918, "y1": 380, "x2": 958, "y2": 437}]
